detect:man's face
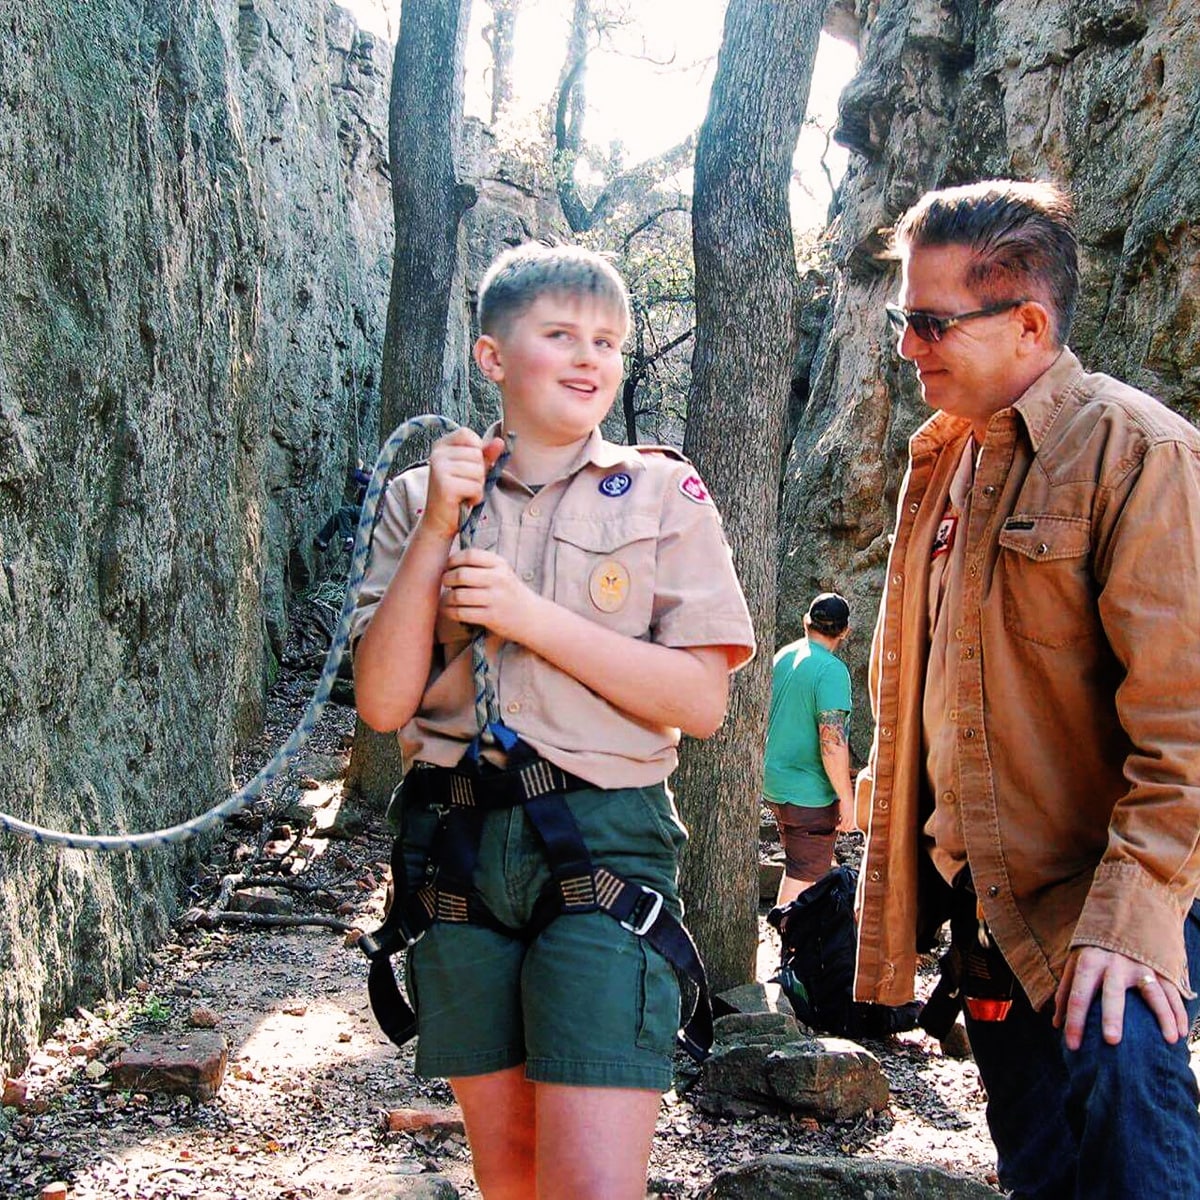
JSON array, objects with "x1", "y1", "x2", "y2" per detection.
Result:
[
  {"x1": 895, "y1": 244, "x2": 1030, "y2": 432},
  {"x1": 478, "y1": 293, "x2": 625, "y2": 447}
]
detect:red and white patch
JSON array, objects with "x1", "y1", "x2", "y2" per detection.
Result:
[
  {"x1": 931, "y1": 512, "x2": 958, "y2": 560},
  {"x1": 678, "y1": 473, "x2": 711, "y2": 504}
]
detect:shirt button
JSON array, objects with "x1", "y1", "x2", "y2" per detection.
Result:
[
  {"x1": 506, "y1": 701, "x2": 521, "y2": 714},
  {"x1": 521, "y1": 569, "x2": 534, "y2": 581},
  {"x1": 986, "y1": 885, "x2": 1000, "y2": 898},
  {"x1": 527, "y1": 505, "x2": 541, "y2": 518}
]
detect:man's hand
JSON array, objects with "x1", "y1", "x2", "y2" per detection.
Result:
[
  {"x1": 1052, "y1": 945, "x2": 1189, "y2": 1050},
  {"x1": 440, "y1": 548, "x2": 539, "y2": 643},
  {"x1": 419, "y1": 429, "x2": 507, "y2": 541}
]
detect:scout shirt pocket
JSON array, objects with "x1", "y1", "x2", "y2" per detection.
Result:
[
  {"x1": 550, "y1": 513, "x2": 658, "y2": 638},
  {"x1": 997, "y1": 514, "x2": 1096, "y2": 649}
]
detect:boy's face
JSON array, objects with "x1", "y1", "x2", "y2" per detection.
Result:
[{"x1": 474, "y1": 293, "x2": 626, "y2": 447}]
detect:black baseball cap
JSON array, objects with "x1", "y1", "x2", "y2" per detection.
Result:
[{"x1": 807, "y1": 592, "x2": 850, "y2": 635}]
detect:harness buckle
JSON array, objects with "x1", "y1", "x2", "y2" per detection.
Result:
[{"x1": 620, "y1": 885, "x2": 664, "y2": 936}]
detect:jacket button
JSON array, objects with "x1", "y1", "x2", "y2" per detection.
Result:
[
  {"x1": 886, "y1": 651, "x2": 897, "y2": 662},
  {"x1": 942, "y1": 791, "x2": 956, "y2": 805},
  {"x1": 909, "y1": 502, "x2": 919, "y2": 513},
  {"x1": 892, "y1": 573, "x2": 903, "y2": 585},
  {"x1": 878, "y1": 799, "x2": 889, "y2": 810},
  {"x1": 1037, "y1": 542, "x2": 1049, "y2": 555},
  {"x1": 983, "y1": 485, "x2": 996, "y2": 497},
  {"x1": 963, "y1": 728, "x2": 977, "y2": 739},
  {"x1": 870, "y1": 870, "x2": 881, "y2": 882},
  {"x1": 880, "y1": 726, "x2": 892, "y2": 738},
  {"x1": 964, "y1": 646, "x2": 975, "y2": 659},
  {"x1": 987, "y1": 885, "x2": 1000, "y2": 898}
]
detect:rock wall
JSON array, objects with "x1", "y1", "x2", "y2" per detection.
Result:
[
  {"x1": 0, "y1": 0, "x2": 392, "y2": 1073},
  {"x1": 782, "y1": 0, "x2": 1200, "y2": 754}
]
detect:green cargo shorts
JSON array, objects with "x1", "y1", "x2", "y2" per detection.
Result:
[{"x1": 403, "y1": 782, "x2": 686, "y2": 1091}]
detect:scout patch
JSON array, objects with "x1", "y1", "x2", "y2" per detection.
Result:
[
  {"x1": 931, "y1": 508, "x2": 958, "y2": 560},
  {"x1": 589, "y1": 559, "x2": 630, "y2": 613},
  {"x1": 679, "y1": 473, "x2": 711, "y2": 504},
  {"x1": 598, "y1": 471, "x2": 632, "y2": 497}
]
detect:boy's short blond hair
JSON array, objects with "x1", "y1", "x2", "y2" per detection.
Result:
[{"x1": 477, "y1": 242, "x2": 631, "y2": 340}]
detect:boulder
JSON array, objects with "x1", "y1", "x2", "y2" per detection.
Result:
[
  {"x1": 110, "y1": 1031, "x2": 228, "y2": 1102},
  {"x1": 698, "y1": 1153, "x2": 999, "y2": 1198}
]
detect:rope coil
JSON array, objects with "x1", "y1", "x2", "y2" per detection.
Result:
[{"x1": 0, "y1": 414, "x2": 505, "y2": 852}]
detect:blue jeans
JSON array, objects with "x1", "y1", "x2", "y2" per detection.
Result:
[{"x1": 964, "y1": 901, "x2": 1200, "y2": 1199}]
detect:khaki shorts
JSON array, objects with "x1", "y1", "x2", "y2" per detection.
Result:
[
  {"x1": 767, "y1": 799, "x2": 839, "y2": 881},
  {"x1": 402, "y1": 782, "x2": 686, "y2": 1091}
]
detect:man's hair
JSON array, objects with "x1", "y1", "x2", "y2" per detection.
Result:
[
  {"x1": 477, "y1": 242, "x2": 631, "y2": 339},
  {"x1": 892, "y1": 180, "x2": 1079, "y2": 345}
]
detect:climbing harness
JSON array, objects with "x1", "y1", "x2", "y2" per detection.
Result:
[
  {"x1": 357, "y1": 746, "x2": 715, "y2": 1061},
  {"x1": 0, "y1": 413, "x2": 492, "y2": 851}
]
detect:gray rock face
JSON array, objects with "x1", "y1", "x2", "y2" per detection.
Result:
[
  {"x1": 780, "y1": 0, "x2": 1200, "y2": 755},
  {"x1": 699, "y1": 1153, "x2": 999, "y2": 1199},
  {"x1": 0, "y1": 0, "x2": 391, "y2": 1073}
]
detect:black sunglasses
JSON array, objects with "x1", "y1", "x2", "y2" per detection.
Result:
[{"x1": 885, "y1": 299, "x2": 1028, "y2": 343}]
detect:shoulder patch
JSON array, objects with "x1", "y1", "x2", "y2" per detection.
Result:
[
  {"x1": 632, "y1": 443, "x2": 689, "y2": 463},
  {"x1": 678, "y1": 472, "x2": 712, "y2": 505}
]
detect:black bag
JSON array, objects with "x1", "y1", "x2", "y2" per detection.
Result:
[{"x1": 767, "y1": 865, "x2": 921, "y2": 1038}]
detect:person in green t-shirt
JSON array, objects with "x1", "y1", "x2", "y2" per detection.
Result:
[{"x1": 764, "y1": 592, "x2": 855, "y2": 905}]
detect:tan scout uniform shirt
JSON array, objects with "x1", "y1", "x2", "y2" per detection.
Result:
[
  {"x1": 855, "y1": 349, "x2": 1200, "y2": 1012},
  {"x1": 351, "y1": 426, "x2": 756, "y2": 789}
]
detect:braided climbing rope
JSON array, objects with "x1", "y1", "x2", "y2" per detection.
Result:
[{"x1": 0, "y1": 415, "x2": 508, "y2": 851}]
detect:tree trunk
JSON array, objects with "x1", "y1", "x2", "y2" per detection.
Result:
[
  {"x1": 484, "y1": 0, "x2": 520, "y2": 125},
  {"x1": 352, "y1": 0, "x2": 474, "y2": 810},
  {"x1": 676, "y1": 0, "x2": 828, "y2": 993},
  {"x1": 378, "y1": 0, "x2": 475, "y2": 434}
]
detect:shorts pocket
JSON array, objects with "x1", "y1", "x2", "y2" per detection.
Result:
[
  {"x1": 551, "y1": 514, "x2": 657, "y2": 637},
  {"x1": 997, "y1": 515, "x2": 1096, "y2": 649},
  {"x1": 635, "y1": 940, "x2": 681, "y2": 1053}
]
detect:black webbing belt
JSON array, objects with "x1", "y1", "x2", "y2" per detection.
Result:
[{"x1": 358, "y1": 749, "x2": 714, "y2": 1062}]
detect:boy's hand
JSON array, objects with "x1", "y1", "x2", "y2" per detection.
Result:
[
  {"x1": 440, "y1": 548, "x2": 539, "y2": 643},
  {"x1": 419, "y1": 430, "x2": 507, "y2": 542}
]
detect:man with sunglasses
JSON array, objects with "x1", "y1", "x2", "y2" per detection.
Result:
[{"x1": 854, "y1": 179, "x2": 1200, "y2": 1198}]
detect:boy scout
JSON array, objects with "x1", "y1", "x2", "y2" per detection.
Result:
[{"x1": 352, "y1": 243, "x2": 755, "y2": 1200}]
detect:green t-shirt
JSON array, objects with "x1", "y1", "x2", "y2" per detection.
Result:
[{"x1": 763, "y1": 638, "x2": 852, "y2": 807}]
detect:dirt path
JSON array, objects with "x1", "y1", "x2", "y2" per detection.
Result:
[{"x1": 9, "y1": 628, "x2": 1175, "y2": 1199}]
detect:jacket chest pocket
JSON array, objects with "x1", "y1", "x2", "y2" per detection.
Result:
[
  {"x1": 996, "y1": 515, "x2": 1097, "y2": 648},
  {"x1": 551, "y1": 513, "x2": 657, "y2": 638}
]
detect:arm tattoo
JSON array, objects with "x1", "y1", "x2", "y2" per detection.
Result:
[{"x1": 818, "y1": 710, "x2": 850, "y2": 750}]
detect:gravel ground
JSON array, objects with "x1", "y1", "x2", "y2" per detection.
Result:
[{"x1": 0, "y1": 597, "x2": 1034, "y2": 1199}]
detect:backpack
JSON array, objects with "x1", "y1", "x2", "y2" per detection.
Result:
[{"x1": 767, "y1": 865, "x2": 921, "y2": 1038}]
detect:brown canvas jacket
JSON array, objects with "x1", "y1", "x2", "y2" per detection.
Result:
[{"x1": 854, "y1": 349, "x2": 1200, "y2": 1011}]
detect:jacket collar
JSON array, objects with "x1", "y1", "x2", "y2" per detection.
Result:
[{"x1": 908, "y1": 348, "x2": 1085, "y2": 460}]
